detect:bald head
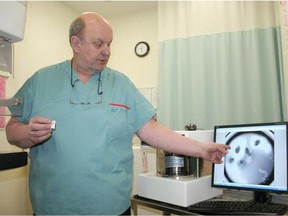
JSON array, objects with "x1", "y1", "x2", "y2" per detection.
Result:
[
  {"x1": 80, "y1": 12, "x2": 108, "y2": 22},
  {"x1": 69, "y1": 12, "x2": 112, "y2": 45}
]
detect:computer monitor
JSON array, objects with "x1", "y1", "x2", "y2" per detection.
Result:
[{"x1": 212, "y1": 122, "x2": 288, "y2": 203}]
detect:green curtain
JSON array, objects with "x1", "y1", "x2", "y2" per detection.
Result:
[{"x1": 158, "y1": 2, "x2": 286, "y2": 130}]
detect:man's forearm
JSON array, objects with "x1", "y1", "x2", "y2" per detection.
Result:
[{"x1": 6, "y1": 117, "x2": 34, "y2": 149}]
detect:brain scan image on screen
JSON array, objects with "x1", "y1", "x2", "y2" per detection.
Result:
[{"x1": 224, "y1": 131, "x2": 274, "y2": 185}]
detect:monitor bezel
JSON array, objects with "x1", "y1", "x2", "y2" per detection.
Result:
[{"x1": 211, "y1": 121, "x2": 288, "y2": 194}]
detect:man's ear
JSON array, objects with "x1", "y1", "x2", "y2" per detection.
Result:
[{"x1": 70, "y1": 36, "x2": 81, "y2": 52}]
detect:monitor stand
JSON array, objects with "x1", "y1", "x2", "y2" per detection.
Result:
[{"x1": 254, "y1": 191, "x2": 272, "y2": 203}]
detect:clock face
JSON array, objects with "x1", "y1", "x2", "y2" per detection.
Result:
[{"x1": 135, "y1": 41, "x2": 150, "y2": 57}]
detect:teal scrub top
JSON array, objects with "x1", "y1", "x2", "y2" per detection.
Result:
[{"x1": 13, "y1": 60, "x2": 156, "y2": 215}]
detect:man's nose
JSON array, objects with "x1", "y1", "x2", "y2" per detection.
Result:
[{"x1": 102, "y1": 44, "x2": 110, "y2": 56}]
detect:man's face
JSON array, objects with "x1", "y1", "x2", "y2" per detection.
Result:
[{"x1": 76, "y1": 20, "x2": 113, "y2": 73}]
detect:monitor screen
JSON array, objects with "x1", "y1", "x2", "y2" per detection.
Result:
[{"x1": 212, "y1": 122, "x2": 288, "y2": 195}]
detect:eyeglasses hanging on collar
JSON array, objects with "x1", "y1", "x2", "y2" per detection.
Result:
[{"x1": 69, "y1": 59, "x2": 103, "y2": 105}]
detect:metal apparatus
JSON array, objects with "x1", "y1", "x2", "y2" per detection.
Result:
[
  {"x1": 137, "y1": 130, "x2": 223, "y2": 207},
  {"x1": 156, "y1": 149, "x2": 198, "y2": 178}
]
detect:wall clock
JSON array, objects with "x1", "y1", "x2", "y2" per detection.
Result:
[{"x1": 134, "y1": 41, "x2": 150, "y2": 57}]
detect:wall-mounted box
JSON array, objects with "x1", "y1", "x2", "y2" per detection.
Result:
[
  {"x1": 0, "y1": 1, "x2": 27, "y2": 43},
  {"x1": 0, "y1": 39, "x2": 13, "y2": 76}
]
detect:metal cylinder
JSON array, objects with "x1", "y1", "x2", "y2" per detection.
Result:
[{"x1": 156, "y1": 149, "x2": 198, "y2": 178}]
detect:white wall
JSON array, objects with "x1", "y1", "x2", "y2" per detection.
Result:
[
  {"x1": 108, "y1": 8, "x2": 158, "y2": 88},
  {"x1": 0, "y1": 1, "x2": 158, "y2": 214},
  {"x1": 0, "y1": 166, "x2": 31, "y2": 214}
]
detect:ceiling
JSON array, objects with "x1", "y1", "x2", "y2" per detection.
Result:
[{"x1": 63, "y1": 1, "x2": 158, "y2": 18}]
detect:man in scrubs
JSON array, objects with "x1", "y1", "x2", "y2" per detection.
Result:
[{"x1": 5, "y1": 12, "x2": 229, "y2": 215}]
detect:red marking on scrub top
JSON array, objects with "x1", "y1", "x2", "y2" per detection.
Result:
[{"x1": 109, "y1": 103, "x2": 131, "y2": 110}]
